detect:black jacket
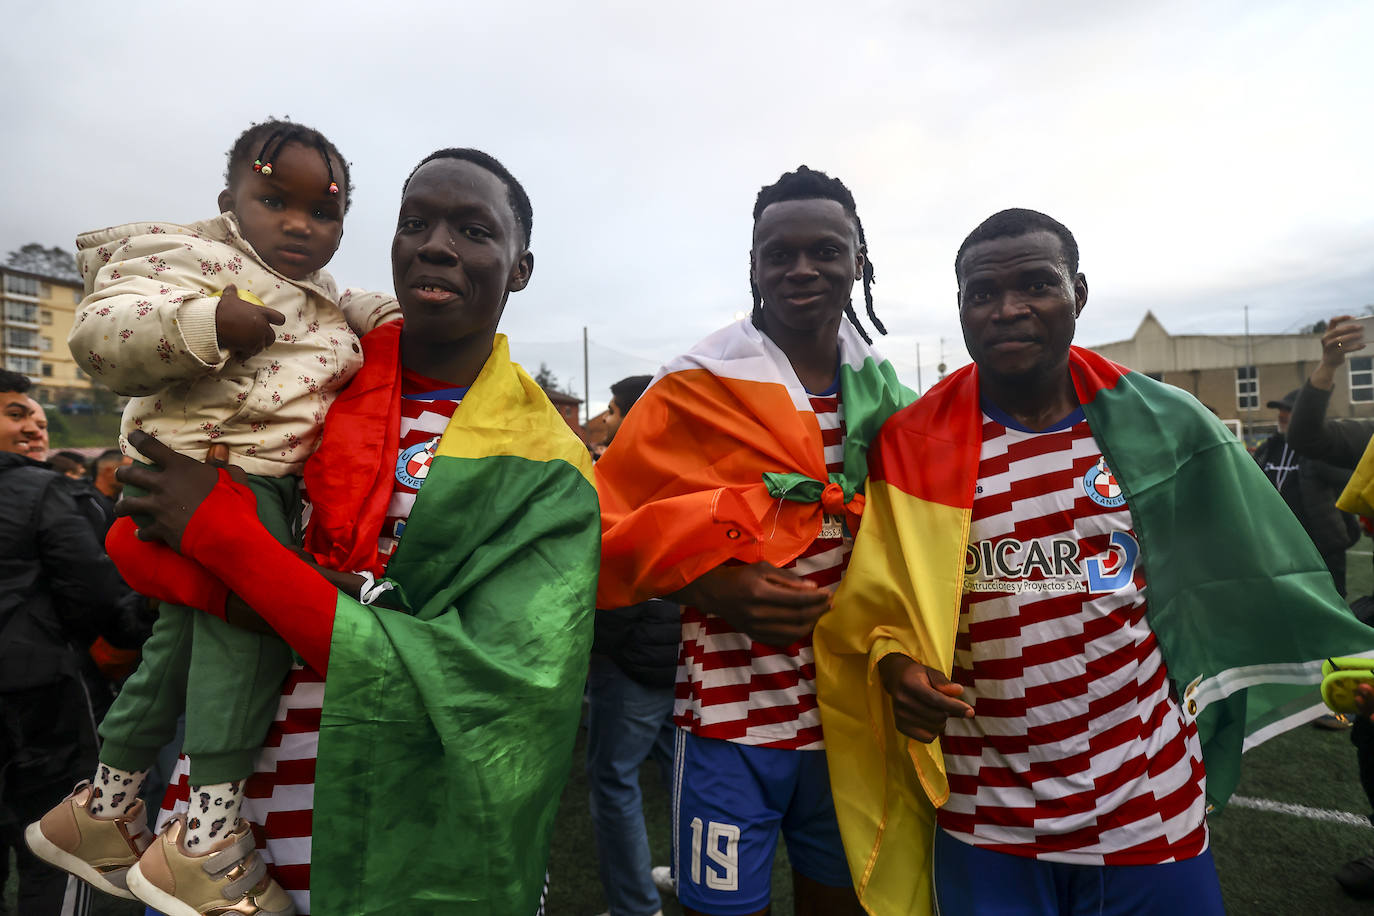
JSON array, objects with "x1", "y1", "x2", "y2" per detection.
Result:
[
  {"x1": 591, "y1": 599, "x2": 682, "y2": 689},
  {"x1": 1254, "y1": 433, "x2": 1360, "y2": 557},
  {"x1": 0, "y1": 451, "x2": 126, "y2": 692},
  {"x1": 1287, "y1": 382, "x2": 1374, "y2": 469}
]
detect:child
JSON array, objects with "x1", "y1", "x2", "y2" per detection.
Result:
[{"x1": 26, "y1": 118, "x2": 396, "y2": 916}]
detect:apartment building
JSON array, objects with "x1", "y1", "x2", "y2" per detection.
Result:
[{"x1": 1, "y1": 265, "x2": 94, "y2": 406}]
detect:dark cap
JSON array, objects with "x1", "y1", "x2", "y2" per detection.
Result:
[{"x1": 1267, "y1": 389, "x2": 1299, "y2": 411}]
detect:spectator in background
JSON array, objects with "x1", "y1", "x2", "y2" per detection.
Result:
[
  {"x1": 0, "y1": 369, "x2": 127, "y2": 916},
  {"x1": 25, "y1": 397, "x2": 49, "y2": 460},
  {"x1": 50, "y1": 450, "x2": 90, "y2": 480},
  {"x1": 89, "y1": 448, "x2": 131, "y2": 523},
  {"x1": 587, "y1": 374, "x2": 679, "y2": 916},
  {"x1": 1253, "y1": 389, "x2": 1360, "y2": 596},
  {"x1": 1285, "y1": 314, "x2": 1374, "y2": 899},
  {"x1": 1287, "y1": 316, "x2": 1374, "y2": 472}
]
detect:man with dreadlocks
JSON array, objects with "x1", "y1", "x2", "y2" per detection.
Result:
[
  {"x1": 30, "y1": 118, "x2": 396, "y2": 914},
  {"x1": 596, "y1": 166, "x2": 913, "y2": 916}
]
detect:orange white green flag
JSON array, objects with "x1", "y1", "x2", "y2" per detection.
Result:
[
  {"x1": 815, "y1": 346, "x2": 1374, "y2": 915},
  {"x1": 595, "y1": 317, "x2": 914, "y2": 607}
]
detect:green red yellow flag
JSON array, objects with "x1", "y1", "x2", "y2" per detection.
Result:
[
  {"x1": 305, "y1": 325, "x2": 599, "y2": 915},
  {"x1": 816, "y1": 346, "x2": 1374, "y2": 915}
]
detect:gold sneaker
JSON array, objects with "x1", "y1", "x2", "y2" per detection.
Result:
[
  {"x1": 24, "y1": 780, "x2": 153, "y2": 900},
  {"x1": 127, "y1": 814, "x2": 295, "y2": 916}
]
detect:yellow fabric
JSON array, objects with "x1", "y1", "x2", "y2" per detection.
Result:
[
  {"x1": 433, "y1": 335, "x2": 594, "y2": 487},
  {"x1": 814, "y1": 478, "x2": 969, "y2": 916},
  {"x1": 1337, "y1": 434, "x2": 1374, "y2": 517}
]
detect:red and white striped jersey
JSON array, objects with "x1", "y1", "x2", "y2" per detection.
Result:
[
  {"x1": 377, "y1": 371, "x2": 466, "y2": 560},
  {"x1": 936, "y1": 407, "x2": 1208, "y2": 865},
  {"x1": 160, "y1": 667, "x2": 324, "y2": 913},
  {"x1": 674, "y1": 390, "x2": 851, "y2": 750}
]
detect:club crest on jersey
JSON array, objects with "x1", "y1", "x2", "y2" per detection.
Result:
[
  {"x1": 396, "y1": 435, "x2": 441, "y2": 490},
  {"x1": 1083, "y1": 456, "x2": 1126, "y2": 508}
]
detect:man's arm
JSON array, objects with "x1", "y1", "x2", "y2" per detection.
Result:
[
  {"x1": 875, "y1": 652, "x2": 974, "y2": 743},
  {"x1": 670, "y1": 561, "x2": 832, "y2": 648},
  {"x1": 1290, "y1": 316, "x2": 1374, "y2": 466},
  {"x1": 113, "y1": 432, "x2": 342, "y2": 670}
]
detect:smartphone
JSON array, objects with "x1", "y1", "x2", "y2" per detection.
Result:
[{"x1": 1348, "y1": 315, "x2": 1374, "y2": 350}]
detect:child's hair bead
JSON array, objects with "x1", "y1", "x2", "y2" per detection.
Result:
[
  {"x1": 261, "y1": 163, "x2": 273, "y2": 176},
  {"x1": 328, "y1": 182, "x2": 339, "y2": 195},
  {"x1": 253, "y1": 160, "x2": 263, "y2": 172}
]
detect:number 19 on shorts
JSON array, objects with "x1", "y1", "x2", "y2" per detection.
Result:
[{"x1": 688, "y1": 817, "x2": 740, "y2": 890}]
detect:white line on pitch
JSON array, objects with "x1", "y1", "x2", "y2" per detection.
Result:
[{"x1": 1229, "y1": 795, "x2": 1373, "y2": 828}]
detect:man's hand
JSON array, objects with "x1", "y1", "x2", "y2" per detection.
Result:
[
  {"x1": 1321, "y1": 315, "x2": 1366, "y2": 369},
  {"x1": 1354, "y1": 683, "x2": 1374, "y2": 723},
  {"x1": 877, "y1": 652, "x2": 974, "y2": 743},
  {"x1": 215, "y1": 284, "x2": 285, "y2": 361},
  {"x1": 115, "y1": 432, "x2": 245, "y2": 552},
  {"x1": 290, "y1": 548, "x2": 369, "y2": 601},
  {"x1": 672, "y1": 561, "x2": 832, "y2": 647}
]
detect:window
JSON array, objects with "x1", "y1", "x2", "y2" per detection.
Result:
[
  {"x1": 41, "y1": 362, "x2": 53, "y2": 377},
  {"x1": 3, "y1": 300, "x2": 38, "y2": 323},
  {"x1": 40, "y1": 336, "x2": 53, "y2": 352},
  {"x1": 1236, "y1": 366, "x2": 1259, "y2": 410},
  {"x1": 4, "y1": 328, "x2": 39, "y2": 350},
  {"x1": 2, "y1": 274, "x2": 39, "y2": 297},
  {"x1": 40, "y1": 309, "x2": 52, "y2": 325},
  {"x1": 1351, "y1": 357, "x2": 1374, "y2": 403},
  {"x1": 5, "y1": 356, "x2": 39, "y2": 375},
  {"x1": 71, "y1": 289, "x2": 81, "y2": 304}
]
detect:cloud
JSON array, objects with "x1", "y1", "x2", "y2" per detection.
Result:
[{"x1": 2, "y1": 0, "x2": 1370, "y2": 407}]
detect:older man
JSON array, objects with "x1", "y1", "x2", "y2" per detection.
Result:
[
  {"x1": 815, "y1": 209, "x2": 1374, "y2": 916},
  {"x1": 24, "y1": 397, "x2": 49, "y2": 459}
]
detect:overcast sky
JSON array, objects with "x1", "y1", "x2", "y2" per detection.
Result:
[{"x1": 4, "y1": 0, "x2": 1371, "y2": 413}]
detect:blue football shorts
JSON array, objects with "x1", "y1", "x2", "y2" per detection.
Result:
[
  {"x1": 671, "y1": 728, "x2": 852, "y2": 915},
  {"x1": 933, "y1": 828, "x2": 1226, "y2": 916}
]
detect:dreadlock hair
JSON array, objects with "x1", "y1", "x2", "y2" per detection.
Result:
[
  {"x1": 955, "y1": 208, "x2": 1079, "y2": 283},
  {"x1": 750, "y1": 165, "x2": 885, "y2": 345},
  {"x1": 224, "y1": 118, "x2": 353, "y2": 213},
  {"x1": 402, "y1": 149, "x2": 533, "y2": 249}
]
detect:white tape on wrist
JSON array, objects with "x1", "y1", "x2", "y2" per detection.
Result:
[{"x1": 356, "y1": 570, "x2": 396, "y2": 606}]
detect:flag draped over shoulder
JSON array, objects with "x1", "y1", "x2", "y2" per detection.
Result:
[
  {"x1": 595, "y1": 318, "x2": 914, "y2": 607},
  {"x1": 815, "y1": 346, "x2": 1374, "y2": 916},
  {"x1": 302, "y1": 323, "x2": 600, "y2": 916}
]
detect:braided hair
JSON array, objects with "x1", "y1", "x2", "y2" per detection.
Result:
[
  {"x1": 750, "y1": 165, "x2": 885, "y2": 344},
  {"x1": 224, "y1": 118, "x2": 353, "y2": 213},
  {"x1": 403, "y1": 149, "x2": 533, "y2": 248}
]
